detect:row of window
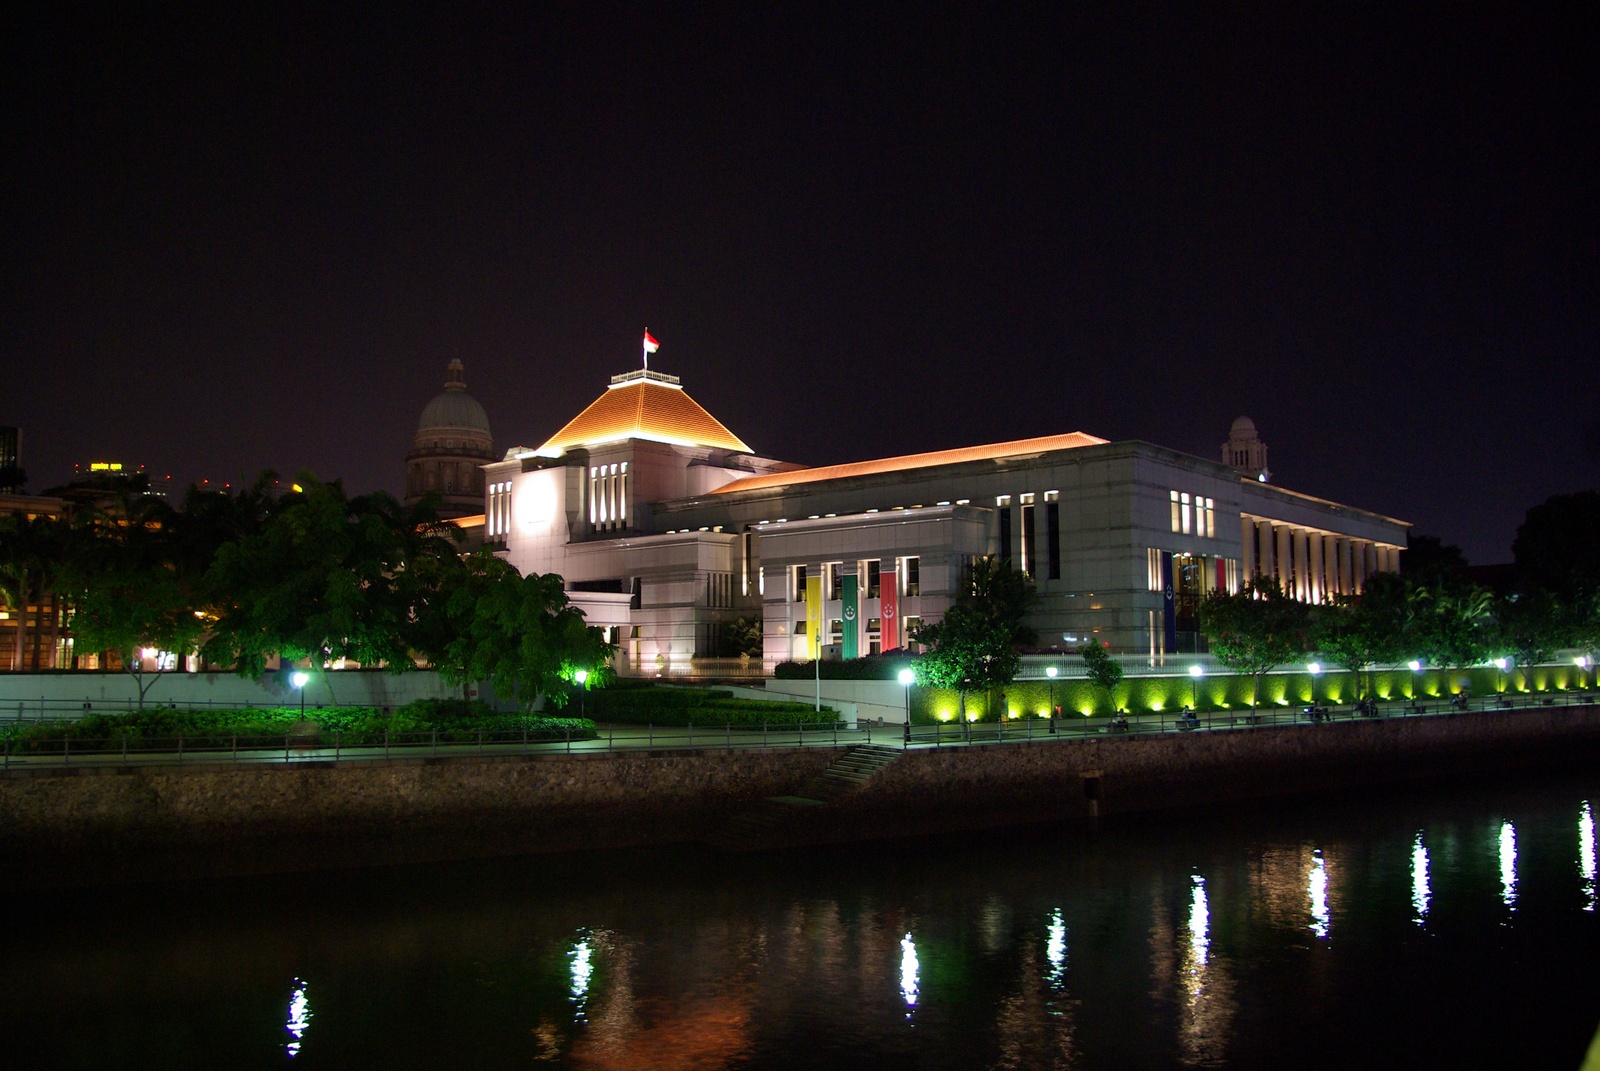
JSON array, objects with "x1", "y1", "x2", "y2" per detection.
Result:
[
  {"x1": 1170, "y1": 490, "x2": 1216, "y2": 538},
  {"x1": 797, "y1": 615, "x2": 924, "y2": 656},
  {"x1": 791, "y1": 557, "x2": 921, "y2": 602},
  {"x1": 486, "y1": 481, "x2": 513, "y2": 538},
  {"x1": 995, "y1": 491, "x2": 1062, "y2": 580},
  {"x1": 589, "y1": 462, "x2": 628, "y2": 531}
]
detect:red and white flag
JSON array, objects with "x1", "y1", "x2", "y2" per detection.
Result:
[{"x1": 643, "y1": 330, "x2": 660, "y2": 354}]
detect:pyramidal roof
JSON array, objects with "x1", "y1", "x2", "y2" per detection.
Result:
[{"x1": 537, "y1": 369, "x2": 751, "y2": 456}]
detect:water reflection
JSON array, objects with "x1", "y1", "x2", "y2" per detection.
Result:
[
  {"x1": 1046, "y1": 908, "x2": 1067, "y2": 986},
  {"x1": 284, "y1": 978, "x2": 311, "y2": 1058},
  {"x1": 1412, "y1": 832, "x2": 1431, "y2": 925},
  {"x1": 1188, "y1": 874, "x2": 1210, "y2": 966},
  {"x1": 900, "y1": 932, "x2": 920, "y2": 1014},
  {"x1": 1499, "y1": 820, "x2": 1518, "y2": 911},
  {"x1": 569, "y1": 933, "x2": 594, "y2": 1018},
  {"x1": 1581, "y1": 801, "x2": 1596, "y2": 912},
  {"x1": 1308, "y1": 850, "x2": 1330, "y2": 940}
]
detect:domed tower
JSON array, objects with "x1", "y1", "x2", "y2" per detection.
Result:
[
  {"x1": 1223, "y1": 416, "x2": 1270, "y2": 483},
  {"x1": 406, "y1": 359, "x2": 495, "y2": 518}
]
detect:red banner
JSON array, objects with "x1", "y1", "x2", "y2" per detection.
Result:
[{"x1": 880, "y1": 566, "x2": 899, "y2": 650}]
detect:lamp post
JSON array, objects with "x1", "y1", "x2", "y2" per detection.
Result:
[
  {"x1": 1408, "y1": 660, "x2": 1422, "y2": 709},
  {"x1": 898, "y1": 667, "x2": 915, "y2": 745},
  {"x1": 1493, "y1": 657, "x2": 1507, "y2": 698},
  {"x1": 1577, "y1": 656, "x2": 1593, "y2": 693},
  {"x1": 1046, "y1": 666, "x2": 1058, "y2": 734},
  {"x1": 1189, "y1": 664, "x2": 1204, "y2": 729},
  {"x1": 1307, "y1": 662, "x2": 1321, "y2": 708},
  {"x1": 574, "y1": 668, "x2": 589, "y2": 720},
  {"x1": 291, "y1": 670, "x2": 309, "y2": 717}
]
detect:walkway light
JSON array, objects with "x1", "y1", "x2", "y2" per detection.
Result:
[
  {"x1": 1407, "y1": 660, "x2": 1422, "y2": 705},
  {"x1": 574, "y1": 668, "x2": 589, "y2": 719},
  {"x1": 1308, "y1": 662, "x2": 1321, "y2": 706},
  {"x1": 898, "y1": 667, "x2": 915, "y2": 744},
  {"x1": 1046, "y1": 666, "x2": 1058, "y2": 734},
  {"x1": 291, "y1": 670, "x2": 309, "y2": 716}
]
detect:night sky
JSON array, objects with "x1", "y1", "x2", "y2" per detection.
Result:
[{"x1": 6, "y1": 4, "x2": 1597, "y2": 564}]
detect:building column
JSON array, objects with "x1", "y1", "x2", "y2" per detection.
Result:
[
  {"x1": 1276, "y1": 524, "x2": 1293, "y2": 594},
  {"x1": 1308, "y1": 532, "x2": 1325, "y2": 603},
  {"x1": 1241, "y1": 516, "x2": 1256, "y2": 580},
  {"x1": 1257, "y1": 521, "x2": 1275, "y2": 586}
]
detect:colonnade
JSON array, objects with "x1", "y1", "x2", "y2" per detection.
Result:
[{"x1": 1239, "y1": 516, "x2": 1400, "y2": 603}]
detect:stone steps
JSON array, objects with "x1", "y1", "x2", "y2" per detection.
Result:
[{"x1": 704, "y1": 744, "x2": 902, "y2": 852}]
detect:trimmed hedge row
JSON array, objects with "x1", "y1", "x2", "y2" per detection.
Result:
[
  {"x1": 909, "y1": 664, "x2": 1597, "y2": 723},
  {"x1": 0, "y1": 698, "x2": 598, "y2": 747}
]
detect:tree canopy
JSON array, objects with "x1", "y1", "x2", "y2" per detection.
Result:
[{"x1": 1199, "y1": 578, "x2": 1309, "y2": 706}]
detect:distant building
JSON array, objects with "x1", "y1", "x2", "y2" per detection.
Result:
[
  {"x1": 0, "y1": 425, "x2": 20, "y2": 492},
  {"x1": 406, "y1": 359, "x2": 495, "y2": 519},
  {"x1": 0, "y1": 490, "x2": 70, "y2": 670},
  {"x1": 480, "y1": 349, "x2": 1408, "y2": 672}
]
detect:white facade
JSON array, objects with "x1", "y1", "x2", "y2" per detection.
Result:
[{"x1": 482, "y1": 367, "x2": 1408, "y2": 668}]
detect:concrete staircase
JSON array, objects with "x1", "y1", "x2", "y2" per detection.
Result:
[{"x1": 704, "y1": 743, "x2": 902, "y2": 852}]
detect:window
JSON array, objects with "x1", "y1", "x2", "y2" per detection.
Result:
[
  {"x1": 1045, "y1": 491, "x2": 1061, "y2": 580},
  {"x1": 1171, "y1": 490, "x2": 1181, "y2": 533},
  {"x1": 866, "y1": 559, "x2": 881, "y2": 599},
  {"x1": 1203, "y1": 497, "x2": 1215, "y2": 538},
  {"x1": 1181, "y1": 492, "x2": 1192, "y2": 535},
  {"x1": 792, "y1": 564, "x2": 807, "y2": 602},
  {"x1": 902, "y1": 556, "x2": 921, "y2": 597},
  {"x1": 867, "y1": 617, "x2": 882, "y2": 656},
  {"x1": 1020, "y1": 493, "x2": 1035, "y2": 578},
  {"x1": 827, "y1": 562, "x2": 844, "y2": 601},
  {"x1": 997, "y1": 495, "x2": 1012, "y2": 561}
]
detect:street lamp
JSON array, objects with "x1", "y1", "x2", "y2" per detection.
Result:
[
  {"x1": 1576, "y1": 656, "x2": 1593, "y2": 693},
  {"x1": 291, "y1": 670, "x2": 309, "y2": 717},
  {"x1": 1307, "y1": 662, "x2": 1322, "y2": 707},
  {"x1": 574, "y1": 668, "x2": 589, "y2": 719},
  {"x1": 1408, "y1": 660, "x2": 1422, "y2": 708},
  {"x1": 1046, "y1": 666, "x2": 1058, "y2": 734},
  {"x1": 898, "y1": 667, "x2": 915, "y2": 744}
]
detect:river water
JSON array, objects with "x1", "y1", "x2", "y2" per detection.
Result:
[{"x1": 8, "y1": 767, "x2": 1600, "y2": 1070}]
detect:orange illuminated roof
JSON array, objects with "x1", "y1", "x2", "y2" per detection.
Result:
[
  {"x1": 538, "y1": 371, "x2": 751, "y2": 455},
  {"x1": 712, "y1": 431, "x2": 1108, "y2": 494}
]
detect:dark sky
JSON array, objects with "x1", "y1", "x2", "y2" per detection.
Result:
[{"x1": 6, "y1": 4, "x2": 1597, "y2": 563}]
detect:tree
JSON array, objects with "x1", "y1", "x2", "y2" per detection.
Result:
[
  {"x1": 442, "y1": 566, "x2": 614, "y2": 712},
  {"x1": 1199, "y1": 578, "x2": 1309, "y2": 707},
  {"x1": 910, "y1": 556, "x2": 1038, "y2": 719},
  {"x1": 1310, "y1": 572, "x2": 1407, "y2": 700},
  {"x1": 1079, "y1": 641, "x2": 1125, "y2": 714},
  {"x1": 1405, "y1": 578, "x2": 1494, "y2": 670},
  {"x1": 1513, "y1": 491, "x2": 1600, "y2": 603},
  {"x1": 1493, "y1": 588, "x2": 1565, "y2": 690},
  {"x1": 63, "y1": 496, "x2": 204, "y2": 708},
  {"x1": 0, "y1": 511, "x2": 67, "y2": 670}
]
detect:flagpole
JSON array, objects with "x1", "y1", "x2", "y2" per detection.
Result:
[{"x1": 643, "y1": 328, "x2": 649, "y2": 372}]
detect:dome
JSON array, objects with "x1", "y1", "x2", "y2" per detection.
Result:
[
  {"x1": 1229, "y1": 415, "x2": 1258, "y2": 439},
  {"x1": 417, "y1": 359, "x2": 491, "y2": 434}
]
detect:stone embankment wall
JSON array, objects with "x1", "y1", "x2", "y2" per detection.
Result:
[{"x1": 3, "y1": 705, "x2": 1597, "y2": 887}]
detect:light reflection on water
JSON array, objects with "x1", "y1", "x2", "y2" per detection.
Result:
[
  {"x1": 1046, "y1": 908, "x2": 1067, "y2": 986},
  {"x1": 284, "y1": 978, "x2": 311, "y2": 1058},
  {"x1": 1499, "y1": 820, "x2": 1518, "y2": 911},
  {"x1": 1412, "y1": 832, "x2": 1431, "y2": 925},
  {"x1": 900, "y1": 932, "x2": 920, "y2": 1014},
  {"x1": 1581, "y1": 801, "x2": 1596, "y2": 912},
  {"x1": 1308, "y1": 849, "x2": 1330, "y2": 940}
]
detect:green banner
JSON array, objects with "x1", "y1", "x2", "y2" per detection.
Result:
[{"x1": 841, "y1": 575, "x2": 859, "y2": 659}]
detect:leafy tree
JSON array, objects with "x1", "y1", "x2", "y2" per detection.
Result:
[
  {"x1": 1079, "y1": 641, "x2": 1125, "y2": 714},
  {"x1": 442, "y1": 566, "x2": 614, "y2": 712},
  {"x1": 1310, "y1": 572, "x2": 1408, "y2": 700},
  {"x1": 201, "y1": 477, "x2": 454, "y2": 689},
  {"x1": 1493, "y1": 588, "x2": 1565, "y2": 689},
  {"x1": 0, "y1": 510, "x2": 68, "y2": 669},
  {"x1": 1513, "y1": 491, "x2": 1600, "y2": 602},
  {"x1": 1405, "y1": 578, "x2": 1494, "y2": 670},
  {"x1": 911, "y1": 555, "x2": 1038, "y2": 719},
  {"x1": 722, "y1": 615, "x2": 763, "y2": 660},
  {"x1": 1199, "y1": 577, "x2": 1309, "y2": 707},
  {"x1": 63, "y1": 496, "x2": 204, "y2": 708}
]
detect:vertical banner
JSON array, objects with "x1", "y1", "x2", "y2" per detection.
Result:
[
  {"x1": 1161, "y1": 551, "x2": 1177, "y2": 654},
  {"x1": 805, "y1": 575, "x2": 823, "y2": 659},
  {"x1": 841, "y1": 575, "x2": 859, "y2": 659},
  {"x1": 880, "y1": 567, "x2": 899, "y2": 650}
]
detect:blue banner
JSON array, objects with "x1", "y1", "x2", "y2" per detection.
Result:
[{"x1": 1162, "y1": 551, "x2": 1177, "y2": 653}]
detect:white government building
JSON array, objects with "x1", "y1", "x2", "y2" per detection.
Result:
[{"x1": 456, "y1": 356, "x2": 1406, "y2": 673}]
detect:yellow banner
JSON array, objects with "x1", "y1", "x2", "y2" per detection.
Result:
[{"x1": 805, "y1": 575, "x2": 823, "y2": 659}]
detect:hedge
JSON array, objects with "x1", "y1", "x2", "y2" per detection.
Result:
[
  {"x1": 0, "y1": 699, "x2": 599, "y2": 748},
  {"x1": 907, "y1": 664, "x2": 1596, "y2": 723}
]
